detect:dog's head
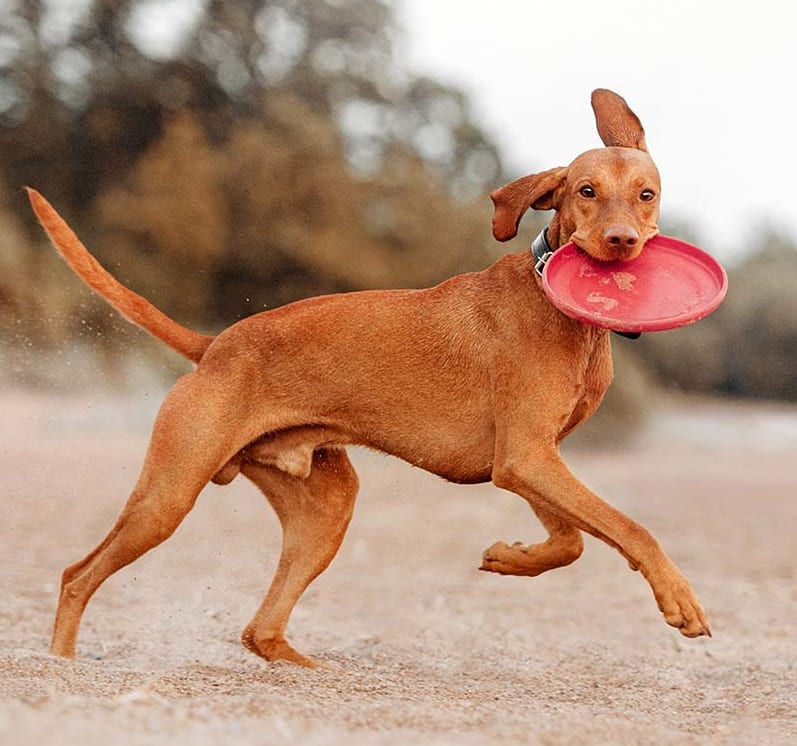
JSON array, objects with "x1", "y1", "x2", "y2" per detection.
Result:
[{"x1": 491, "y1": 89, "x2": 660, "y2": 262}]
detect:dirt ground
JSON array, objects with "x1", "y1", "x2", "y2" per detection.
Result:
[{"x1": 1, "y1": 388, "x2": 795, "y2": 745}]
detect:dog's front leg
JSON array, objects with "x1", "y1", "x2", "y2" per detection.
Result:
[{"x1": 487, "y1": 445, "x2": 711, "y2": 638}]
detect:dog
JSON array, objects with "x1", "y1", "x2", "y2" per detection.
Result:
[{"x1": 28, "y1": 88, "x2": 710, "y2": 668}]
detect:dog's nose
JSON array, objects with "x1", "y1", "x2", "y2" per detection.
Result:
[{"x1": 603, "y1": 225, "x2": 639, "y2": 252}]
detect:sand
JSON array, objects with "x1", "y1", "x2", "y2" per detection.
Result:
[{"x1": 1, "y1": 389, "x2": 795, "y2": 745}]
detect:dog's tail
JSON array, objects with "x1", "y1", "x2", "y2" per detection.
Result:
[{"x1": 27, "y1": 188, "x2": 214, "y2": 364}]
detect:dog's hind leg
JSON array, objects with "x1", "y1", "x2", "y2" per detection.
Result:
[
  {"x1": 480, "y1": 503, "x2": 584, "y2": 577},
  {"x1": 240, "y1": 448, "x2": 358, "y2": 668},
  {"x1": 50, "y1": 373, "x2": 251, "y2": 658}
]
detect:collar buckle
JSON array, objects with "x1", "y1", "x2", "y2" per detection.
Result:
[{"x1": 531, "y1": 227, "x2": 555, "y2": 277}]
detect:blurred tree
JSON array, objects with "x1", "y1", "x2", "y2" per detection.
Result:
[
  {"x1": 94, "y1": 91, "x2": 498, "y2": 325},
  {"x1": 0, "y1": 0, "x2": 503, "y2": 215},
  {"x1": 635, "y1": 227, "x2": 797, "y2": 401}
]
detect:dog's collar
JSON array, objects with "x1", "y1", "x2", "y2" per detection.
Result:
[
  {"x1": 531, "y1": 225, "x2": 641, "y2": 340},
  {"x1": 531, "y1": 227, "x2": 555, "y2": 277}
]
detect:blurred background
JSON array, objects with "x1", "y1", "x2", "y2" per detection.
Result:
[{"x1": 1, "y1": 0, "x2": 795, "y2": 436}]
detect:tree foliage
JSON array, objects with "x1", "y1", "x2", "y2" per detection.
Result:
[{"x1": 0, "y1": 0, "x2": 502, "y2": 209}]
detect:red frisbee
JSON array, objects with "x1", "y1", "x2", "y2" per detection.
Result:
[{"x1": 541, "y1": 234, "x2": 728, "y2": 333}]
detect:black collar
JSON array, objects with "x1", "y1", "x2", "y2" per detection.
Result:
[
  {"x1": 531, "y1": 227, "x2": 555, "y2": 277},
  {"x1": 531, "y1": 226, "x2": 640, "y2": 340}
]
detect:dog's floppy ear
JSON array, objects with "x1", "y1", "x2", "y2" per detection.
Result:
[
  {"x1": 490, "y1": 166, "x2": 567, "y2": 242},
  {"x1": 591, "y1": 89, "x2": 648, "y2": 152}
]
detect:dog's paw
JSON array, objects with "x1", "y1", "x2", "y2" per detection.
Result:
[
  {"x1": 241, "y1": 628, "x2": 325, "y2": 668},
  {"x1": 654, "y1": 577, "x2": 712, "y2": 638},
  {"x1": 480, "y1": 541, "x2": 526, "y2": 575},
  {"x1": 480, "y1": 539, "x2": 581, "y2": 577}
]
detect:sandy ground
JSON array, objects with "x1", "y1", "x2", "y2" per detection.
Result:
[{"x1": 1, "y1": 388, "x2": 795, "y2": 745}]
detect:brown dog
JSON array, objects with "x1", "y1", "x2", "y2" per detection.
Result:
[{"x1": 29, "y1": 89, "x2": 710, "y2": 668}]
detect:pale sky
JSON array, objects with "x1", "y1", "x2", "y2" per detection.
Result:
[{"x1": 398, "y1": 0, "x2": 797, "y2": 263}]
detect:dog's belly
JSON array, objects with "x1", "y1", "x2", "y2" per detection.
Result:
[
  {"x1": 315, "y1": 386, "x2": 497, "y2": 484},
  {"x1": 214, "y1": 409, "x2": 496, "y2": 486},
  {"x1": 364, "y1": 423, "x2": 496, "y2": 484},
  {"x1": 287, "y1": 414, "x2": 496, "y2": 485}
]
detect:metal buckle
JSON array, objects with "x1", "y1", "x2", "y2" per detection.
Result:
[
  {"x1": 534, "y1": 250, "x2": 554, "y2": 277},
  {"x1": 531, "y1": 227, "x2": 554, "y2": 277}
]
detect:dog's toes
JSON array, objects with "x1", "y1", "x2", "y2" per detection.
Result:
[
  {"x1": 670, "y1": 616, "x2": 712, "y2": 639},
  {"x1": 482, "y1": 540, "x2": 511, "y2": 559},
  {"x1": 479, "y1": 541, "x2": 516, "y2": 574},
  {"x1": 480, "y1": 545, "x2": 501, "y2": 572},
  {"x1": 673, "y1": 606, "x2": 712, "y2": 639}
]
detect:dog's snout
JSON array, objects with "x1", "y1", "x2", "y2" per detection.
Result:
[{"x1": 603, "y1": 225, "x2": 639, "y2": 252}]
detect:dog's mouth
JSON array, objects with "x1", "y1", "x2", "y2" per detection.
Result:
[
  {"x1": 532, "y1": 226, "x2": 654, "y2": 278},
  {"x1": 570, "y1": 231, "x2": 655, "y2": 264}
]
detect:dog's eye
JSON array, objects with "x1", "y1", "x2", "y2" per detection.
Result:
[
  {"x1": 579, "y1": 186, "x2": 596, "y2": 198},
  {"x1": 640, "y1": 189, "x2": 656, "y2": 201}
]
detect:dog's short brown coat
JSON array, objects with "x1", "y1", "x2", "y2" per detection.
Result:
[{"x1": 29, "y1": 89, "x2": 710, "y2": 668}]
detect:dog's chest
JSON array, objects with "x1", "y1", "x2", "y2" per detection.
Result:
[{"x1": 559, "y1": 331, "x2": 614, "y2": 439}]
